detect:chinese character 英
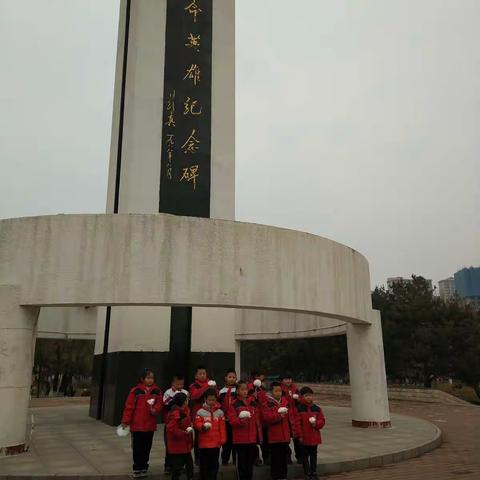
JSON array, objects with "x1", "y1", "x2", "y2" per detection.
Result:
[
  {"x1": 165, "y1": 90, "x2": 176, "y2": 127},
  {"x1": 185, "y1": 33, "x2": 201, "y2": 52},
  {"x1": 184, "y1": 1, "x2": 202, "y2": 23},
  {"x1": 183, "y1": 97, "x2": 203, "y2": 116},
  {"x1": 180, "y1": 165, "x2": 199, "y2": 190},
  {"x1": 181, "y1": 129, "x2": 200, "y2": 154},
  {"x1": 183, "y1": 64, "x2": 201, "y2": 86}
]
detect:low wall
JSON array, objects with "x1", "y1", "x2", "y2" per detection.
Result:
[{"x1": 305, "y1": 383, "x2": 471, "y2": 406}]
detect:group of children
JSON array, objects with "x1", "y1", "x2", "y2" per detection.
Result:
[{"x1": 121, "y1": 367, "x2": 325, "y2": 480}]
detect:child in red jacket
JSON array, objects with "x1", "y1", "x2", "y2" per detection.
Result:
[
  {"x1": 281, "y1": 373, "x2": 301, "y2": 464},
  {"x1": 121, "y1": 369, "x2": 163, "y2": 478},
  {"x1": 247, "y1": 370, "x2": 268, "y2": 465},
  {"x1": 295, "y1": 387, "x2": 326, "y2": 480},
  {"x1": 218, "y1": 368, "x2": 237, "y2": 466},
  {"x1": 262, "y1": 381, "x2": 295, "y2": 480},
  {"x1": 189, "y1": 365, "x2": 217, "y2": 464},
  {"x1": 194, "y1": 389, "x2": 227, "y2": 480},
  {"x1": 166, "y1": 392, "x2": 194, "y2": 480},
  {"x1": 228, "y1": 381, "x2": 263, "y2": 480}
]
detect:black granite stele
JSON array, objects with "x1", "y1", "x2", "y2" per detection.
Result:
[{"x1": 90, "y1": 351, "x2": 234, "y2": 426}]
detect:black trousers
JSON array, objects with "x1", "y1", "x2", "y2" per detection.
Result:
[
  {"x1": 221, "y1": 423, "x2": 236, "y2": 464},
  {"x1": 270, "y1": 442, "x2": 289, "y2": 480},
  {"x1": 199, "y1": 447, "x2": 220, "y2": 480},
  {"x1": 235, "y1": 443, "x2": 257, "y2": 480},
  {"x1": 131, "y1": 431, "x2": 154, "y2": 472},
  {"x1": 302, "y1": 445, "x2": 318, "y2": 478},
  {"x1": 170, "y1": 452, "x2": 194, "y2": 480}
]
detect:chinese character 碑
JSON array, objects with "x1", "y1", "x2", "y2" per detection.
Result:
[
  {"x1": 185, "y1": 33, "x2": 201, "y2": 52},
  {"x1": 183, "y1": 97, "x2": 203, "y2": 116},
  {"x1": 184, "y1": 1, "x2": 202, "y2": 23},
  {"x1": 183, "y1": 64, "x2": 201, "y2": 86},
  {"x1": 181, "y1": 129, "x2": 200, "y2": 154},
  {"x1": 165, "y1": 90, "x2": 176, "y2": 127},
  {"x1": 180, "y1": 165, "x2": 199, "y2": 190}
]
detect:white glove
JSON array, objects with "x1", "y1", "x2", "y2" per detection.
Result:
[
  {"x1": 309, "y1": 416, "x2": 316, "y2": 425},
  {"x1": 293, "y1": 394, "x2": 299, "y2": 400},
  {"x1": 238, "y1": 410, "x2": 251, "y2": 419},
  {"x1": 278, "y1": 407, "x2": 288, "y2": 414},
  {"x1": 208, "y1": 380, "x2": 217, "y2": 387},
  {"x1": 253, "y1": 379, "x2": 262, "y2": 388},
  {"x1": 204, "y1": 422, "x2": 212, "y2": 430},
  {"x1": 186, "y1": 426, "x2": 193, "y2": 434},
  {"x1": 147, "y1": 398, "x2": 155, "y2": 406}
]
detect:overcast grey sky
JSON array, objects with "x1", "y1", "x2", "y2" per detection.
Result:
[{"x1": 1, "y1": 0, "x2": 479, "y2": 288}]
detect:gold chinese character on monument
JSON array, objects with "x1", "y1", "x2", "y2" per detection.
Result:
[
  {"x1": 183, "y1": 64, "x2": 201, "y2": 86},
  {"x1": 165, "y1": 90, "x2": 176, "y2": 127},
  {"x1": 181, "y1": 129, "x2": 200, "y2": 154},
  {"x1": 184, "y1": 1, "x2": 202, "y2": 23},
  {"x1": 180, "y1": 165, "x2": 199, "y2": 190},
  {"x1": 183, "y1": 97, "x2": 203, "y2": 116},
  {"x1": 167, "y1": 167, "x2": 173, "y2": 180},
  {"x1": 185, "y1": 33, "x2": 201, "y2": 52},
  {"x1": 166, "y1": 133, "x2": 175, "y2": 150}
]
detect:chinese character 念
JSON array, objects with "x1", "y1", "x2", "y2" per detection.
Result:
[
  {"x1": 184, "y1": 1, "x2": 202, "y2": 23},
  {"x1": 183, "y1": 64, "x2": 201, "y2": 86},
  {"x1": 165, "y1": 90, "x2": 176, "y2": 127},
  {"x1": 180, "y1": 165, "x2": 199, "y2": 190},
  {"x1": 181, "y1": 129, "x2": 200, "y2": 154},
  {"x1": 185, "y1": 33, "x2": 201, "y2": 52},
  {"x1": 183, "y1": 97, "x2": 203, "y2": 116}
]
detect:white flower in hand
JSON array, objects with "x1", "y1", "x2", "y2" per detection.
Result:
[
  {"x1": 186, "y1": 426, "x2": 193, "y2": 434},
  {"x1": 208, "y1": 380, "x2": 216, "y2": 387},
  {"x1": 147, "y1": 398, "x2": 155, "y2": 406},
  {"x1": 309, "y1": 416, "x2": 316, "y2": 425},
  {"x1": 278, "y1": 407, "x2": 288, "y2": 414},
  {"x1": 293, "y1": 394, "x2": 299, "y2": 400},
  {"x1": 204, "y1": 422, "x2": 212, "y2": 430},
  {"x1": 238, "y1": 410, "x2": 251, "y2": 419},
  {"x1": 253, "y1": 379, "x2": 262, "y2": 388}
]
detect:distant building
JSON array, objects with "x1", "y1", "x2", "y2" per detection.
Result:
[
  {"x1": 387, "y1": 276, "x2": 433, "y2": 291},
  {"x1": 438, "y1": 277, "x2": 456, "y2": 301},
  {"x1": 454, "y1": 267, "x2": 480, "y2": 310}
]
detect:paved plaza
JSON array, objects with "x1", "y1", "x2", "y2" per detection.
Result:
[{"x1": 0, "y1": 397, "x2": 441, "y2": 478}]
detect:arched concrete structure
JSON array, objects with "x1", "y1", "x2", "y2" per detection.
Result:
[{"x1": 0, "y1": 213, "x2": 390, "y2": 454}]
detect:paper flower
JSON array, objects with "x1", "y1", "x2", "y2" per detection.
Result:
[
  {"x1": 309, "y1": 416, "x2": 316, "y2": 424},
  {"x1": 186, "y1": 426, "x2": 193, "y2": 434},
  {"x1": 253, "y1": 379, "x2": 262, "y2": 388},
  {"x1": 238, "y1": 410, "x2": 251, "y2": 419},
  {"x1": 208, "y1": 380, "x2": 217, "y2": 387},
  {"x1": 292, "y1": 394, "x2": 299, "y2": 400},
  {"x1": 278, "y1": 407, "x2": 288, "y2": 414},
  {"x1": 116, "y1": 425, "x2": 130, "y2": 437},
  {"x1": 147, "y1": 398, "x2": 155, "y2": 406},
  {"x1": 204, "y1": 422, "x2": 212, "y2": 430}
]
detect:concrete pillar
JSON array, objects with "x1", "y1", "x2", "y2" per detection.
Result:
[
  {"x1": 346, "y1": 310, "x2": 391, "y2": 427},
  {"x1": 0, "y1": 285, "x2": 39, "y2": 455}
]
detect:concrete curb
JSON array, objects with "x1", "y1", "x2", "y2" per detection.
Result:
[{"x1": 0, "y1": 425, "x2": 442, "y2": 480}]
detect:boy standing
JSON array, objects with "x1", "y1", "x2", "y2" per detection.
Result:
[
  {"x1": 281, "y1": 374, "x2": 301, "y2": 464},
  {"x1": 247, "y1": 370, "x2": 268, "y2": 465},
  {"x1": 219, "y1": 368, "x2": 237, "y2": 465},
  {"x1": 194, "y1": 389, "x2": 227, "y2": 480},
  {"x1": 121, "y1": 369, "x2": 163, "y2": 478},
  {"x1": 295, "y1": 387, "x2": 326, "y2": 480},
  {"x1": 262, "y1": 381, "x2": 294, "y2": 480}
]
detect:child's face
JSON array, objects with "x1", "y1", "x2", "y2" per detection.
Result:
[
  {"x1": 282, "y1": 378, "x2": 293, "y2": 388},
  {"x1": 172, "y1": 378, "x2": 184, "y2": 391},
  {"x1": 272, "y1": 386, "x2": 283, "y2": 400},
  {"x1": 304, "y1": 393, "x2": 313, "y2": 404},
  {"x1": 143, "y1": 373, "x2": 155, "y2": 386},
  {"x1": 237, "y1": 384, "x2": 248, "y2": 398},
  {"x1": 225, "y1": 372, "x2": 237, "y2": 386},
  {"x1": 196, "y1": 369, "x2": 208, "y2": 382},
  {"x1": 206, "y1": 395, "x2": 217, "y2": 407}
]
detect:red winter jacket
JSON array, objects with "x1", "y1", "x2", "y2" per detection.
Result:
[
  {"x1": 218, "y1": 386, "x2": 236, "y2": 417},
  {"x1": 295, "y1": 401, "x2": 325, "y2": 446},
  {"x1": 247, "y1": 382, "x2": 268, "y2": 405},
  {"x1": 121, "y1": 383, "x2": 163, "y2": 432},
  {"x1": 281, "y1": 383, "x2": 299, "y2": 409},
  {"x1": 189, "y1": 379, "x2": 217, "y2": 419},
  {"x1": 166, "y1": 405, "x2": 194, "y2": 454},
  {"x1": 262, "y1": 395, "x2": 295, "y2": 444},
  {"x1": 194, "y1": 402, "x2": 227, "y2": 449},
  {"x1": 227, "y1": 396, "x2": 263, "y2": 445}
]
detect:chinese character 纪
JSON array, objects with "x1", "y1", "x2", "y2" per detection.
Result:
[
  {"x1": 165, "y1": 90, "x2": 176, "y2": 127},
  {"x1": 183, "y1": 97, "x2": 203, "y2": 116},
  {"x1": 180, "y1": 165, "x2": 199, "y2": 190},
  {"x1": 185, "y1": 33, "x2": 201, "y2": 52},
  {"x1": 181, "y1": 129, "x2": 200, "y2": 154},
  {"x1": 183, "y1": 64, "x2": 201, "y2": 86},
  {"x1": 184, "y1": 1, "x2": 202, "y2": 23}
]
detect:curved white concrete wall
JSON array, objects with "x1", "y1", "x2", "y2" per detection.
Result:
[{"x1": 0, "y1": 214, "x2": 373, "y2": 325}]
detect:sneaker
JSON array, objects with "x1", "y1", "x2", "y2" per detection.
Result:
[
  {"x1": 132, "y1": 472, "x2": 142, "y2": 479},
  {"x1": 139, "y1": 471, "x2": 148, "y2": 478}
]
